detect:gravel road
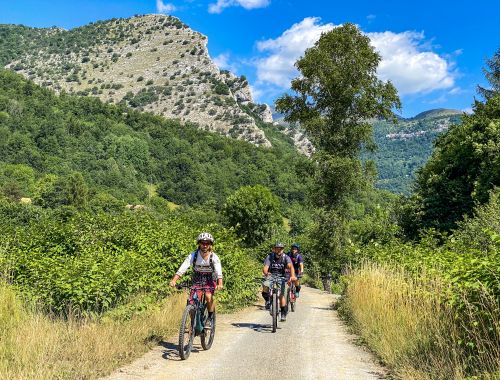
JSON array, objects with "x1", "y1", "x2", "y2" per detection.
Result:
[{"x1": 103, "y1": 287, "x2": 385, "y2": 380}]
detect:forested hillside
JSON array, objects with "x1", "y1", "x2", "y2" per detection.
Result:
[
  {"x1": 0, "y1": 69, "x2": 311, "y2": 209},
  {"x1": 366, "y1": 109, "x2": 462, "y2": 193}
]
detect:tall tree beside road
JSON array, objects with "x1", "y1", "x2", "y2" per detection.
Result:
[
  {"x1": 275, "y1": 23, "x2": 400, "y2": 277},
  {"x1": 275, "y1": 23, "x2": 400, "y2": 207},
  {"x1": 402, "y1": 49, "x2": 500, "y2": 235},
  {"x1": 223, "y1": 185, "x2": 282, "y2": 247}
]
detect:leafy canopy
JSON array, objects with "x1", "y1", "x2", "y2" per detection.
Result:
[
  {"x1": 223, "y1": 185, "x2": 282, "y2": 247},
  {"x1": 275, "y1": 23, "x2": 400, "y2": 158},
  {"x1": 275, "y1": 24, "x2": 400, "y2": 275}
]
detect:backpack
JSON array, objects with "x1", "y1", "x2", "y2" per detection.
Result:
[
  {"x1": 270, "y1": 252, "x2": 287, "y2": 275},
  {"x1": 192, "y1": 249, "x2": 216, "y2": 279}
]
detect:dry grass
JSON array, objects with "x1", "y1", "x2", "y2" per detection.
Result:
[
  {"x1": 340, "y1": 263, "x2": 500, "y2": 380},
  {"x1": 0, "y1": 282, "x2": 186, "y2": 380}
]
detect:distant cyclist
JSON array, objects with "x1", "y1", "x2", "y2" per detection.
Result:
[
  {"x1": 262, "y1": 241, "x2": 296, "y2": 321},
  {"x1": 287, "y1": 243, "x2": 303, "y2": 297},
  {"x1": 170, "y1": 232, "x2": 223, "y2": 327}
]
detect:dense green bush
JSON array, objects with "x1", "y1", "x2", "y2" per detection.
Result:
[
  {"x1": 0, "y1": 208, "x2": 259, "y2": 315},
  {"x1": 347, "y1": 190, "x2": 500, "y2": 373},
  {"x1": 223, "y1": 185, "x2": 282, "y2": 247}
]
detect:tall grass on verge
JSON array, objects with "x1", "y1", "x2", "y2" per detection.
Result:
[
  {"x1": 0, "y1": 281, "x2": 185, "y2": 380},
  {"x1": 340, "y1": 263, "x2": 500, "y2": 380}
]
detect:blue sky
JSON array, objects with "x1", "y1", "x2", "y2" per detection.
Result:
[{"x1": 1, "y1": 0, "x2": 499, "y2": 117}]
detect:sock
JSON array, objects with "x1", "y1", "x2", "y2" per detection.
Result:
[
  {"x1": 262, "y1": 292, "x2": 270, "y2": 302},
  {"x1": 296, "y1": 285, "x2": 301, "y2": 292},
  {"x1": 208, "y1": 311, "x2": 213, "y2": 318},
  {"x1": 281, "y1": 306, "x2": 286, "y2": 314}
]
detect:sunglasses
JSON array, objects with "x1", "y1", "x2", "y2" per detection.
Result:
[{"x1": 199, "y1": 240, "x2": 212, "y2": 245}]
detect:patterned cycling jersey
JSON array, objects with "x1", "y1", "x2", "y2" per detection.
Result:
[
  {"x1": 287, "y1": 252, "x2": 303, "y2": 273},
  {"x1": 264, "y1": 253, "x2": 292, "y2": 276}
]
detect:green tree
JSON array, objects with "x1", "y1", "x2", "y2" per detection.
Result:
[
  {"x1": 65, "y1": 172, "x2": 89, "y2": 208},
  {"x1": 402, "y1": 50, "x2": 500, "y2": 234},
  {"x1": 223, "y1": 185, "x2": 282, "y2": 247},
  {"x1": 478, "y1": 48, "x2": 499, "y2": 100},
  {"x1": 275, "y1": 23, "x2": 400, "y2": 275}
]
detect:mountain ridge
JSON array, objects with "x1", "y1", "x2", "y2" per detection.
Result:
[{"x1": 1, "y1": 14, "x2": 275, "y2": 147}]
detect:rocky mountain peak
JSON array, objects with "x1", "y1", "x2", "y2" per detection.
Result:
[{"x1": 4, "y1": 14, "x2": 272, "y2": 147}]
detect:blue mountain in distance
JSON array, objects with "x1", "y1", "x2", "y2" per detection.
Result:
[{"x1": 273, "y1": 108, "x2": 463, "y2": 194}]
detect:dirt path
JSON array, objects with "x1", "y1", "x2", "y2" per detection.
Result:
[{"x1": 103, "y1": 287, "x2": 385, "y2": 380}]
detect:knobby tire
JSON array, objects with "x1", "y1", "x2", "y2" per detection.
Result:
[
  {"x1": 290, "y1": 285, "x2": 296, "y2": 312},
  {"x1": 272, "y1": 292, "x2": 278, "y2": 333},
  {"x1": 178, "y1": 304, "x2": 195, "y2": 360},
  {"x1": 201, "y1": 310, "x2": 216, "y2": 350}
]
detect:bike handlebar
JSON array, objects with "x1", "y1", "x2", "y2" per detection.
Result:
[{"x1": 175, "y1": 283, "x2": 215, "y2": 291}]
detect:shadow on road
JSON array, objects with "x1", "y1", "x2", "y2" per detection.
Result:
[
  {"x1": 160, "y1": 340, "x2": 202, "y2": 361},
  {"x1": 311, "y1": 306, "x2": 334, "y2": 311},
  {"x1": 231, "y1": 322, "x2": 274, "y2": 333},
  {"x1": 253, "y1": 304, "x2": 265, "y2": 310}
]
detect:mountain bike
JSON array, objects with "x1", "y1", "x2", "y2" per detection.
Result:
[
  {"x1": 259, "y1": 274, "x2": 288, "y2": 333},
  {"x1": 287, "y1": 274, "x2": 302, "y2": 312},
  {"x1": 176, "y1": 283, "x2": 216, "y2": 360}
]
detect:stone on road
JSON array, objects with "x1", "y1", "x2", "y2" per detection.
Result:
[{"x1": 103, "y1": 287, "x2": 385, "y2": 380}]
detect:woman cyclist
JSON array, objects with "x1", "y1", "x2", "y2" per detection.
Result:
[{"x1": 170, "y1": 232, "x2": 223, "y2": 326}]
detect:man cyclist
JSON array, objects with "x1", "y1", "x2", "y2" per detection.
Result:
[
  {"x1": 170, "y1": 232, "x2": 223, "y2": 328},
  {"x1": 262, "y1": 242, "x2": 296, "y2": 321},
  {"x1": 287, "y1": 243, "x2": 304, "y2": 297}
]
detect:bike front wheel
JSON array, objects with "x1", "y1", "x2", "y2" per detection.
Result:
[
  {"x1": 271, "y1": 292, "x2": 278, "y2": 333},
  {"x1": 201, "y1": 310, "x2": 216, "y2": 350},
  {"x1": 178, "y1": 304, "x2": 196, "y2": 360}
]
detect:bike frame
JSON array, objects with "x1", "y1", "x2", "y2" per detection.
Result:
[
  {"x1": 177, "y1": 283, "x2": 216, "y2": 359},
  {"x1": 266, "y1": 274, "x2": 288, "y2": 332}
]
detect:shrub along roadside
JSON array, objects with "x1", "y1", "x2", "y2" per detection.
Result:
[
  {"x1": 0, "y1": 281, "x2": 187, "y2": 380},
  {"x1": 338, "y1": 192, "x2": 500, "y2": 379},
  {"x1": 0, "y1": 207, "x2": 260, "y2": 316},
  {"x1": 0, "y1": 205, "x2": 261, "y2": 378},
  {"x1": 339, "y1": 262, "x2": 499, "y2": 380}
]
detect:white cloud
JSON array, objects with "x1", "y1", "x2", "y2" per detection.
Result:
[
  {"x1": 253, "y1": 17, "x2": 455, "y2": 99},
  {"x1": 213, "y1": 53, "x2": 238, "y2": 73},
  {"x1": 208, "y1": 0, "x2": 270, "y2": 14},
  {"x1": 156, "y1": 0, "x2": 176, "y2": 14},
  {"x1": 368, "y1": 31, "x2": 455, "y2": 95},
  {"x1": 448, "y1": 86, "x2": 464, "y2": 95},
  {"x1": 255, "y1": 17, "x2": 335, "y2": 88}
]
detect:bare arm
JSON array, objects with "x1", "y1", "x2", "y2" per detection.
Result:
[
  {"x1": 263, "y1": 265, "x2": 270, "y2": 276},
  {"x1": 288, "y1": 263, "x2": 296, "y2": 281}
]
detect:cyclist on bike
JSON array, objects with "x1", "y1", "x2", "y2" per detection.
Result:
[
  {"x1": 287, "y1": 243, "x2": 303, "y2": 297},
  {"x1": 170, "y1": 232, "x2": 223, "y2": 327},
  {"x1": 262, "y1": 241, "x2": 296, "y2": 321}
]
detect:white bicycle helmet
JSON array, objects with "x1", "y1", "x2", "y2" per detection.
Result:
[{"x1": 197, "y1": 232, "x2": 214, "y2": 243}]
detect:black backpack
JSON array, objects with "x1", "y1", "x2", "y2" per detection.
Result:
[{"x1": 192, "y1": 249, "x2": 216, "y2": 279}]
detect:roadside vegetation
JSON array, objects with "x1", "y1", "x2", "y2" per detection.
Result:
[
  {"x1": 0, "y1": 17, "x2": 498, "y2": 380},
  {"x1": 277, "y1": 25, "x2": 499, "y2": 379}
]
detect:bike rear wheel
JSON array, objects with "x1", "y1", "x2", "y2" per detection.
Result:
[
  {"x1": 201, "y1": 310, "x2": 216, "y2": 350},
  {"x1": 178, "y1": 305, "x2": 196, "y2": 360},
  {"x1": 271, "y1": 292, "x2": 278, "y2": 333}
]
